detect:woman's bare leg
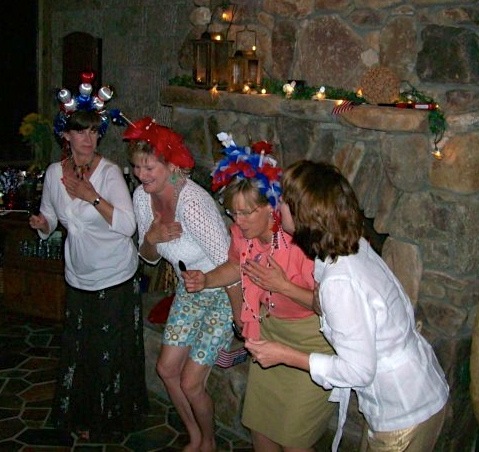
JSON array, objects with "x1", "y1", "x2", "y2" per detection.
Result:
[
  {"x1": 181, "y1": 359, "x2": 217, "y2": 452},
  {"x1": 251, "y1": 430, "x2": 282, "y2": 452},
  {"x1": 156, "y1": 345, "x2": 202, "y2": 450},
  {"x1": 252, "y1": 430, "x2": 315, "y2": 452}
]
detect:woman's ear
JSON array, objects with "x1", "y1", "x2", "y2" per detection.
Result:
[{"x1": 166, "y1": 162, "x2": 177, "y2": 173}]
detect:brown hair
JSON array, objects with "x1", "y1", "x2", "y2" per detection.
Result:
[
  {"x1": 127, "y1": 140, "x2": 167, "y2": 165},
  {"x1": 282, "y1": 160, "x2": 363, "y2": 261},
  {"x1": 222, "y1": 177, "x2": 270, "y2": 211},
  {"x1": 64, "y1": 110, "x2": 102, "y2": 132}
]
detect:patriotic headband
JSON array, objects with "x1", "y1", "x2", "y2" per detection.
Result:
[
  {"x1": 53, "y1": 71, "x2": 125, "y2": 139},
  {"x1": 211, "y1": 132, "x2": 282, "y2": 209},
  {"x1": 123, "y1": 117, "x2": 195, "y2": 169}
]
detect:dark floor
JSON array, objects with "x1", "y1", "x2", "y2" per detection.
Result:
[{"x1": 0, "y1": 307, "x2": 254, "y2": 452}]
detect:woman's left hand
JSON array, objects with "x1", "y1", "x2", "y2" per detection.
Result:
[{"x1": 242, "y1": 255, "x2": 288, "y2": 293}]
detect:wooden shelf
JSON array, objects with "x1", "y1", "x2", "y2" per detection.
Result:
[{"x1": 1, "y1": 212, "x2": 66, "y2": 321}]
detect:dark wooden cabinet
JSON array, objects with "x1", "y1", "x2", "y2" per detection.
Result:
[{"x1": 1, "y1": 212, "x2": 65, "y2": 321}]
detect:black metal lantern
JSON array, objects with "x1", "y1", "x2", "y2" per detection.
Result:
[
  {"x1": 192, "y1": 31, "x2": 233, "y2": 89},
  {"x1": 228, "y1": 27, "x2": 261, "y2": 92}
]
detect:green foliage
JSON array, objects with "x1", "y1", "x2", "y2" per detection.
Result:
[
  {"x1": 168, "y1": 76, "x2": 446, "y2": 147},
  {"x1": 429, "y1": 109, "x2": 447, "y2": 143},
  {"x1": 169, "y1": 75, "x2": 195, "y2": 88}
]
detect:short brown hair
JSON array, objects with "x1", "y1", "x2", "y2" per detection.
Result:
[
  {"x1": 282, "y1": 160, "x2": 363, "y2": 261},
  {"x1": 222, "y1": 177, "x2": 270, "y2": 211},
  {"x1": 64, "y1": 110, "x2": 102, "y2": 132}
]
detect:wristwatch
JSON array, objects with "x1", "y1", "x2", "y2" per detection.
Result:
[{"x1": 92, "y1": 197, "x2": 101, "y2": 207}]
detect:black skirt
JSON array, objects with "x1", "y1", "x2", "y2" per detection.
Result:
[{"x1": 51, "y1": 277, "x2": 148, "y2": 439}]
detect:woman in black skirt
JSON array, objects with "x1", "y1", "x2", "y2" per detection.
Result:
[{"x1": 29, "y1": 74, "x2": 148, "y2": 442}]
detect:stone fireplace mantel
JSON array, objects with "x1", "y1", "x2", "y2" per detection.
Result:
[
  {"x1": 161, "y1": 84, "x2": 479, "y2": 451},
  {"x1": 162, "y1": 86, "x2": 430, "y2": 133}
]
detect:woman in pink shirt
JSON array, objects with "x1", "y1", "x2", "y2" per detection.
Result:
[{"x1": 183, "y1": 135, "x2": 335, "y2": 452}]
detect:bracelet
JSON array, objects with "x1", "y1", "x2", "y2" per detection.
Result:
[
  {"x1": 226, "y1": 280, "x2": 241, "y2": 289},
  {"x1": 92, "y1": 197, "x2": 101, "y2": 207}
]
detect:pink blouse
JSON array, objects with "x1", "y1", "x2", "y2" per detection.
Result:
[{"x1": 228, "y1": 223, "x2": 315, "y2": 340}]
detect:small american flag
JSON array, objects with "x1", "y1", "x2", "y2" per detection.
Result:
[
  {"x1": 331, "y1": 100, "x2": 356, "y2": 115},
  {"x1": 215, "y1": 346, "x2": 249, "y2": 368}
]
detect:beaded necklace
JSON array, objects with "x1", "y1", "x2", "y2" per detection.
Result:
[
  {"x1": 241, "y1": 226, "x2": 287, "y2": 323},
  {"x1": 70, "y1": 153, "x2": 97, "y2": 177}
]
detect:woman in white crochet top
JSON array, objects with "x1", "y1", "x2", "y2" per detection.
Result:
[{"x1": 124, "y1": 118, "x2": 233, "y2": 452}]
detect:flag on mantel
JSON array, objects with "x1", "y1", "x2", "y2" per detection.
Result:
[{"x1": 331, "y1": 100, "x2": 356, "y2": 116}]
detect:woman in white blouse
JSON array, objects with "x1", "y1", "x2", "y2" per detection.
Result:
[
  {"x1": 124, "y1": 117, "x2": 233, "y2": 452},
  {"x1": 245, "y1": 160, "x2": 449, "y2": 452},
  {"x1": 29, "y1": 109, "x2": 147, "y2": 442}
]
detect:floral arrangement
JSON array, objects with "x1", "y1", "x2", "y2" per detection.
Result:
[
  {"x1": 19, "y1": 113, "x2": 53, "y2": 167},
  {"x1": 212, "y1": 132, "x2": 282, "y2": 208}
]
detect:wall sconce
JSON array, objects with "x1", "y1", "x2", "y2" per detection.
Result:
[
  {"x1": 228, "y1": 27, "x2": 261, "y2": 92},
  {"x1": 192, "y1": 31, "x2": 233, "y2": 90}
]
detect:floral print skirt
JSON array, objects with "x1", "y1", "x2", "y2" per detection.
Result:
[{"x1": 51, "y1": 277, "x2": 148, "y2": 439}]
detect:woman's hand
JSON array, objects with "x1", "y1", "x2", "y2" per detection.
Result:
[
  {"x1": 182, "y1": 270, "x2": 207, "y2": 293},
  {"x1": 245, "y1": 339, "x2": 289, "y2": 367},
  {"x1": 29, "y1": 212, "x2": 49, "y2": 235},
  {"x1": 246, "y1": 339, "x2": 310, "y2": 371},
  {"x1": 144, "y1": 211, "x2": 182, "y2": 245},
  {"x1": 242, "y1": 255, "x2": 288, "y2": 293},
  {"x1": 62, "y1": 171, "x2": 98, "y2": 203}
]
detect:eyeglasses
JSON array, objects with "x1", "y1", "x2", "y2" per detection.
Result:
[{"x1": 225, "y1": 206, "x2": 260, "y2": 219}]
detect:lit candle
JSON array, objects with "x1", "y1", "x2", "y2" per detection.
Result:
[
  {"x1": 261, "y1": 88, "x2": 266, "y2": 95},
  {"x1": 243, "y1": 85, "x2": 251, "y2": 94},
  {"x1": 431, "y1": 149, "x2": 443, "y2": 160},
  {"x1": 210, "y1": 85, "x2": 219, "y2": 97}
]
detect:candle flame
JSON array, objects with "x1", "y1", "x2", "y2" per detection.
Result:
[{"x1": 431, "y1": 149, "x2": 443, "y2": 160}]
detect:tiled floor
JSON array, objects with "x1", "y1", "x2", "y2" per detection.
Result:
[{"x1": 0, "y1": 305, "x2": 254, "y2": 451}]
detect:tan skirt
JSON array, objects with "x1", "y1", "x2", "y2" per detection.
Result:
[{"x1": 242, "y1": 312, "x2": 336, "y2": 448}]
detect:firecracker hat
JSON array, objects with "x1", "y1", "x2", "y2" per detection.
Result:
[
  {"x1": 53, "y1": 72, "x2": 125, "y2": 139},
  {"x1": 122, "y1": 117, "x2": 195, "y2": 169},
  {"x1": 211, "y1": 132, "x2": 282, "y2": 209}
]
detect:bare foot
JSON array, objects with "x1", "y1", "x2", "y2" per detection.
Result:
[{"x1": 200, "y1": 438, "x2": 216, "y2": 452}]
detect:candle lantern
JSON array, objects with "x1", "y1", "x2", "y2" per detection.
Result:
[
  {"x1": 228, "y1": 27, "x2": 261, "y2": 92},
  {"x1": 192, "y1": 31, "x2": 233, "y2": 89}
]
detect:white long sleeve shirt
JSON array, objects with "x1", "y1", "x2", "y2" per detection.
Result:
[
  {"x1": 134, "y1": 179, "x2": 230, "y2": 280},
  {"x1": 39, "y1": 159, "x2": 138, "y2": 290},
  {"x1": 309, "y1": 238, "x2": 449, "y2": 449}
]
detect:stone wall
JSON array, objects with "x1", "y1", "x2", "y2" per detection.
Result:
[{"x1": 161, "y1": 85, "x2": 479, "y2": 451}]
